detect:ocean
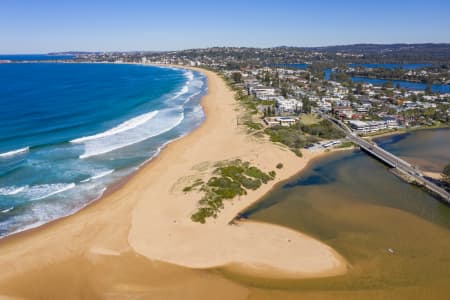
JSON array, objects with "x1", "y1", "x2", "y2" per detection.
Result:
[
  {"x1": 0, "y1": 54, "x2": 75, "y2": 61},
  {"x1": 0, "y1": 62, "x2": 207, "y2": 238}
]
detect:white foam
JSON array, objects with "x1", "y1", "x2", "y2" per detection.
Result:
[
  {"x1": 192, "y1": 104, "x2": 204, "y2": 113},
  {"x1": 0, "y1": 147, "x2": 29, "y2": 158},
  {"x1": 29, "y1": 183, "x2": 76, "y2": 201},
  {"x1": 168, "y1": 85, "x2": 189, "y2": 102},
  {"x1": 1, "y1": 207, "x2": 14, "y2": 213},
  {"x1": 80, "y1": 169, "x2": 114, "y2": 183},
  {"x1": 184, "y1": 70, "x2": 194, "y2": 82},
  {"x1": 71, "y1": 110, "x2": 159, "y2": 143},
  {"x1": 0, "y1": 186, "x2": 107, "y2": 239},
  {"x1": 166, "y1": 70, "x2": 196, "y2": 102},
  {"x1": 79, "y1": 107, "x2": 184, "y2": 159},
  {"x1": 0, "y1": 186, "x2": 26, "y2": 196},
  {"x1": 0, "y1": 183, "x2": 76, "y2": 201},
  {"x1": 183, "y1": 91, "x2": 201, "y2": 104}
]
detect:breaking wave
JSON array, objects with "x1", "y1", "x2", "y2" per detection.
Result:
[
  {"x1": 78, "y1": 107, "x2": 184, "y2": 159},
  {"x1": 0, "y1": 147, "x2": 29, "y2": 158},
  {"x1": 80, "y1": 169, "x2": 115, "y2": 183},
  {"x1": 29, "y1": 183, "x2": 76, "y2": 201},
  {"x1": 0, "y1": 186, "x2": 25, "y2": 196},
  {"x1": 71, "y1": 110, "x2": 159, "y2": 143},
  {"x1": 0, "y1": 207, "x2": 14, "y2": 214}
]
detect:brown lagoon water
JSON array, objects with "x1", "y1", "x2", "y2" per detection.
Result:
[{"x1": 227, "y1": 128, "x2": 450, "y2": 299}]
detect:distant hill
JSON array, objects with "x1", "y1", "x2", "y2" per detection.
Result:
[
  {"x1": 303, "y1": 43, "x2": 450, "y2": 63},
  {"x1": 47, "y1": 51, "x2": 100, "y2": 56},
  {"x1": 57, "y1": 43, "x2": 450, "y2": 66},
  {"x1": 306, "y1": 43, "x2": 449, "y2": 52}
]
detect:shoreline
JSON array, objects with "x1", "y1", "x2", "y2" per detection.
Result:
[
  {"x1": 0, "y1": 64, "x2": 347, "y2": 297},
  {"x1": 0, "y1": 63, "x2": 206, "y2": 240}
]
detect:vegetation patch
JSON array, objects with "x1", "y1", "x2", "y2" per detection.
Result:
[
  {"x1": 186, "y1": 160, "x2": 276, "y2": 223},
  {"x1": 442, "y1": 163, "x2": 450, "y2": 187},
  {"x1": 244, "y1": 121, "x2": 263, "y2": 131},
  {"x1": 335, "y1": 141, "x2": 355, "y2": 149},
  {"x1": 182, "y1": 179, "x2": 204, "y2": 192},
  {"x1": 300, "y1": 114, "x2": 321, "y2": 125},
  {"x1": 300, "y1": 120, "x2": 346, "y2": 139},
  {"x1": 264, "y1": 119, "x2": 344, "y2": 156}
]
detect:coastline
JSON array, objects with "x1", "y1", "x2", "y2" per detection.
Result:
[{"x1": 0, "y1": 65, "x2": 347, "y2": 297}]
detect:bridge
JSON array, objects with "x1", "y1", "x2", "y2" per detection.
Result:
[{"x1": 326, "y1": 116, "x2": 450, "y2": 204}]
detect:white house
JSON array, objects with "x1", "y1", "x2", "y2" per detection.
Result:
[{"x1": 276, "y1": 97, "x2": 303, "y2": 114}]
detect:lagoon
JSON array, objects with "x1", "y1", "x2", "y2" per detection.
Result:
[
  {"x1": 235, "y1": 129, "x2": 450, "y2": 299},
  {"x1": 351, "y1": 76, "x2": 450, "y2": 93}
]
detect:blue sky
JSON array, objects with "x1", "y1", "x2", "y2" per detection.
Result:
[{"x1": 1, "y1": 0, "x2": 449, "y2": 53}]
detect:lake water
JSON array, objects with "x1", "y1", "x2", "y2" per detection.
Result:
[
  {"x1": 349, "y1": 63, "x2": 432, "y2": 70},
  {"x1": 283, "y1": 63, "x2": 449, "y2": 93},
  {"x1": 351, "y1": 76, "x2": 450, "y2": 93},
  {"x1": 324, "y1": 68, "x2": 450, "y2": 93},
  {"x1": 229, "y1": 129, "x2": 450, "y2": 299}
]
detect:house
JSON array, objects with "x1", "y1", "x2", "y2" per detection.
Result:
[
  {"x1": 334, "y1": 99, "x2": 352, "y2": 107},
  {"x1": 276, "y1": 97, "x2": 303, "y2": 114},
  {"x1": 277, "y1": 117, "x2": 298, "y2": 126},
  {"x1": 317, "y1": 100, "x2": 332, "y2": 112},
  {"x1": 381, "y1": 117, "x2": 400, "y2": 129},
  {"x1": 249, "y1": 86, "x2": 276, "y2": 100},
  {"x1": 333, "y1": 107, "x2": 354, "y2": 119},
  {"x1": 264, "y1": 117, "x2": 298, "y2": 127}
]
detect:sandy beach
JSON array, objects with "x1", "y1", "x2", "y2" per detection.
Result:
[{"x1": 0, "y1": 66, "x2": 346, "y2": 299}]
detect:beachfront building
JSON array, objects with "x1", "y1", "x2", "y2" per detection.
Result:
[
  {"x1": 348, "y1": 120, "x2": 373, "y2": 134},
  {"x1": 264, "y1": 116, "x2": 298, "y2": 127},
  {"x1": 248, "y1": 85, "x2": 276, "y2": 100},
  {"x1": 275, "y1": 97, "x2": 303, "y2": 114},
  {"x1": 348, "y1": 120, "x2": 399, "y2": 134}
]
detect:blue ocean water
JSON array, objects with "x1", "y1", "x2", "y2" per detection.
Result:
[
  {"x1": 0, "y1": 54, "x2": 75, "y2": 61},
  {"x1": 0, "y1": 63, "x2": 206, "y2": 237}
]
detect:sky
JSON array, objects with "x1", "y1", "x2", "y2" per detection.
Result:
[{"x1": 1, "y1": 0, "x2": 449, "y2": 53}]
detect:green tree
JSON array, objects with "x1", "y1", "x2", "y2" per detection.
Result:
[
  {"x1": 231, "y1": 72, "x2": 242, "y2": 83},
  {"x1": 356, "y1": 83, "x2": 364, "y2": 95},
  {"x1": 264, "y1": 72, "x2": 271, "y2": 85},
  {"x1": 382, "y1": 81, "x2": 394, "y2": 89},
  {"x1": 281, "y1": 83, "x2": 289, "y2": 97},
  {"x1": 302, "y1": 97, "x2": 312, "y2": 114}
]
